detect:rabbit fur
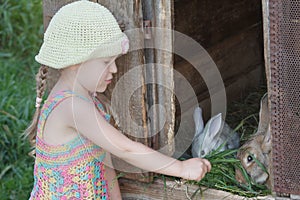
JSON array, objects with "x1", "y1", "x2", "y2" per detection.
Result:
[
  {"x1": 191, "y1": 106, "x2": 240, "y2": 158},
  {"x1": 235, "y1": 93, "x2": 273, "y2": 189}
]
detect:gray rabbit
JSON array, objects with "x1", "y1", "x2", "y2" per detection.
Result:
[{"x1": 192, "y1": 106, "x2": 240, "y2": 158}]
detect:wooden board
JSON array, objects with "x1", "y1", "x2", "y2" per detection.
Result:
[
  {"x1": 174, "y1": 0, "x2": 262, "y2": 50},
  {"x1": 119, "y1": 178, "x2": 274, "y2": 200},
  {"x1": 151, "y1": 0, "x2": 175, "y2": 156}
]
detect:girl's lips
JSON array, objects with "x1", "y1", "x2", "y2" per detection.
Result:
[{"x1": 105, "y1": 80, "x2": 112, "y2": 84}]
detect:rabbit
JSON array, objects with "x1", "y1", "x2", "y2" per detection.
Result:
[
  {"x1": 235, "y1": 93, "x2": 273, "y2": 189},
  {"x1": 191, "y1": 106, "x2": 240, "y2": 158}
]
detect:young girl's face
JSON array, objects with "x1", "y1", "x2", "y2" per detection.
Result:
[{"x1": 76, "y1": 56, "x2": 118, "y2": 93}]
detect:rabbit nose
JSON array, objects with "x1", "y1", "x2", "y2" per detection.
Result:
[{"x1": 255, "y1": 173, "x2": 269, "y2": 184}]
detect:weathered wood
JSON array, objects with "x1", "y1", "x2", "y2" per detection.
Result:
[
  {"x1": 119, "y1": 178, "x2": 274, "y2": 200},
  {"x1": 174, "y1": 0, "x2": 262, "y2": 50},
  {"x1": 142, "y1": 0, "x2": 157, "y2": 151},
  {"x1": 173, "y1": 0, "x2": 263, "y2": 106},
  {"x1": 261, "y1": 0, "x2": 275, "y2": 193},
  {"x1": 151, "y1": 0, "x2": 175, "y2": 156},
  {"x1": 174, "y1": 23, "x2": 263, "y2": 121},
  {"x1": 172, "y1": 1, "x2": 264, "y2": 153},
  {"x1": 103, "y1": 0, "x2": 175, "y2": 181},
  {"x1": 174, "y1": 10, "x2": 263, "y2": 156},
  {"x1": 97, "y1": 0, "x2": 151, "y2": 182}
]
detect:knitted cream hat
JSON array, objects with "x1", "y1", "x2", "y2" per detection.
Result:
[{"x1": 35, "y1": 0, "x2": 129, "y2": 69}]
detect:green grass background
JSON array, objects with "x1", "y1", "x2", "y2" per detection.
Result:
[
  {"x1": 0, "y1": 0, "x2": 43, "y2": 199},
  {"x1": 0, "y1": 0, "x2": 269, "y2": 199}
]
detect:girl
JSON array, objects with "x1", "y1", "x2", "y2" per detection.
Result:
[{"x1": 25, "y1": 1, "x2": 211, "y2": 199}]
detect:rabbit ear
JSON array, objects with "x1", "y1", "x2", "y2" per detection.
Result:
[
  {"x1": 206, "y1": 113, "x2": 223, "y2": 141},
  {"x1": 194, "y1": 107, "x2": 204, "y2": 137},
  {"x1": 258, "y1": 93, "x2": 269, "y2": 133},
  {"x1": 262, "y1": 125, "x2": 272, "y2": 154}
]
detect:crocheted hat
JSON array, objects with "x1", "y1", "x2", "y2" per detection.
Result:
[{"x1": 35, "y1": 0, "x2": 129, "y2": 69}]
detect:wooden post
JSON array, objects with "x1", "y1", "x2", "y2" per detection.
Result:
[
  {"x1": 98, "y1": 0, "x2": 154, "y2": 183},
  {"x1": 151, "y1": 0, "x2": 175, "y2": 156},
  {"x1": 262, "y1": 0, "x2": 274, "y2": 192}
]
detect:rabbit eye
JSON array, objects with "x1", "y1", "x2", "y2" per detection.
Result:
[
  {"x1": 247, "y1": 155, "x2": 253, "y2": 162},
  {"x1": 201, "y1": 150, "x2": 205, "y2": 156}
]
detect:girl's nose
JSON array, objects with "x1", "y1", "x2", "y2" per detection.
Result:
[{"x1": 109, "y1": 61, "x2": 117, "y2": 73}]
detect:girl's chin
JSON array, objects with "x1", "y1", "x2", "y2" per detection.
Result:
[{"x1": 96, "y1": 86, "x2": 107, "y2": 93}]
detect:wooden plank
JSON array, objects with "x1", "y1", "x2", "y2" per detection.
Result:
[
  {"x1": 95, "y1": 0, "x2": 146, "y2": 142},
  {"x1": 96, "y1": 0, "x2": 151, "y2": 182},
  {"x1": 174, "y1": 0, "x2": 262, "y2": 49},
  {"x1": 142, "y1": 0, "x2": 158, "y2": 152},
  {"x1": 151, "y1": 0, "x2": 175, "y2": 156},
  {"x1": 119, "y1": 178, "x2": 274, "y2": 200},
  {"x1": 261, "y1": 0, "x2": 275, "y2": 192}
]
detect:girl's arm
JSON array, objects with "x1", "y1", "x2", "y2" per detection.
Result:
[{"x1": 69, "y1": 98, "x2": 211, "y2": 181}]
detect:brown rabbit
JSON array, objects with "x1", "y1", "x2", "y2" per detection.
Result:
[{"x1": 235, "y1": 93, "x2": 273, "y2": 189}]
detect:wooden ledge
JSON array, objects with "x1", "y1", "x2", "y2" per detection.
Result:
[{"x1": 119, "y1": 178, "x2": 274, "y2": 200}]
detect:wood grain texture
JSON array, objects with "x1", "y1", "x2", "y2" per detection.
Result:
[
  {"x1": 151, "y1": 0, "x2": 175, "y2": 156},
  {"x1": 96, "y1": 0, "x2": 151, "y2": 182},
  {"x1": 173, "y1": 0, "x2": 264, "y2": 125},
  {"x1": 119, "y1": 178, "x2": 273, "y2": 200}
]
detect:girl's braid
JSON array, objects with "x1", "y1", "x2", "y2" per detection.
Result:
[
  {"x1": 23, "y1": 65, "x2": 48, "y2": 156},
  {"x1": 35, "y1": 65, "x2": 48, "y2": 108}
]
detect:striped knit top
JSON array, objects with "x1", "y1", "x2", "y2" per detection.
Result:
[{"x1": 29, "y1": 90, "x2": 111, "y2": 200}]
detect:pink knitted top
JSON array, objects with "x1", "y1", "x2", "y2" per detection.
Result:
[{"x1": 29, "y1": 90, "x2": 111, "y2": 199}]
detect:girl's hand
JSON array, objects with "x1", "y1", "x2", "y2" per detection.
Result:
[{"x1": 180, "y1": 158, "x2": 211, "y2": 181}]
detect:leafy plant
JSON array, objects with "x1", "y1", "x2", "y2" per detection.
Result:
[{"x1": 0, "y1": 0, "x2": 43, "y2": 199}]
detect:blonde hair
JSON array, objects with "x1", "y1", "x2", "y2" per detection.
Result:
[{"x1": 23, "y1": 65, "x2": 48, "y2": 156}]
